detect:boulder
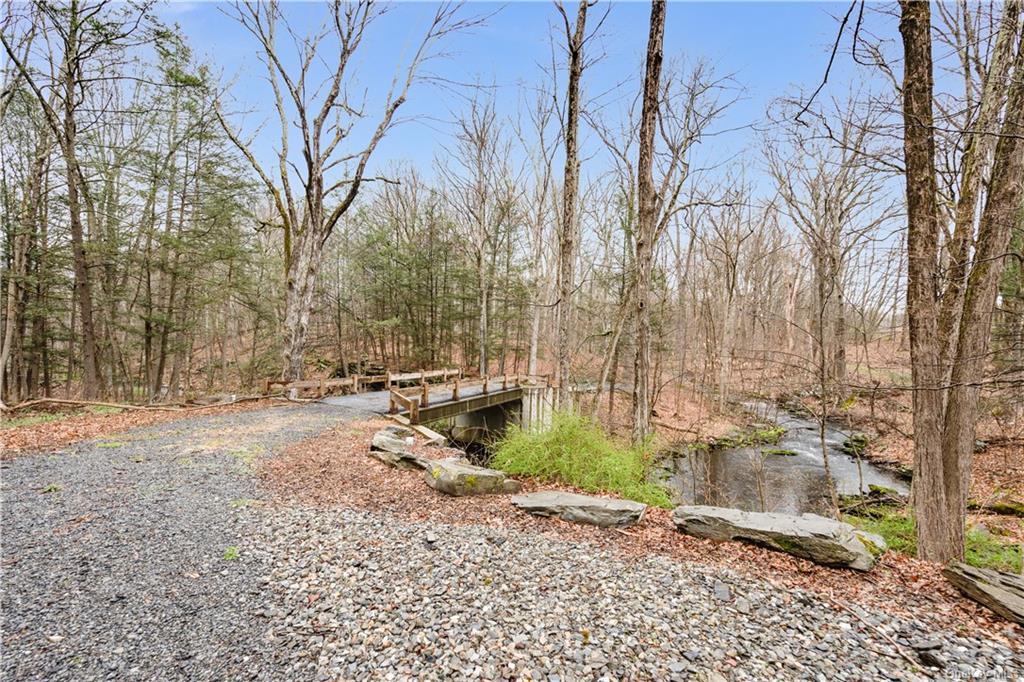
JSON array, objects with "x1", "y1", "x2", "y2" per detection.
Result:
[
  {"x1": 424, "y1": 458, "x2": 521, "y2": 496},
  {"x1": 943, "y1": 562, "x2": 1024, "y2": 625},
  {"x1": 370, "y1": 425, "x2": 415, "y2": 455},
  {"x1": 368, "y1": 449, "x2": 431, "y2": 471},
  {"x1": 510, "y1": 491, "x2": 646, "y2": 528},
  {"x1": 672, "y1": 505, "x2": 887, "y2": 571},
  {"x1": 368, "y1": 425, "x2": 430, "y2": 470}
]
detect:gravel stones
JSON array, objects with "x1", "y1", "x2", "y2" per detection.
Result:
[
  {"x1": 3, "y1": 401, "x2": 1021, "y2": 681},
  {"x1": 423, "y1": 458, "x2": 522, "y2": 496},
  {"x1": 253, "y1": 506, "x2": 1022, "y2": 681},
  {"x1": 673, "y1": 505, "x2": 887, "y2": 571},
  {"x1": 510, "y1": 491, "x2": 647, "y2": 528},
  {"x1": 1, "y1": 403, "x2": 364, "y2": 682}
]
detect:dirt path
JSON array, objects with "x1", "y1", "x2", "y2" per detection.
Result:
[
  {"x1": 1, "y1": 403, "x2": 366, "y2": 681},
  {"x1": 2, "y1": 400, "x2": 1020, "y2": 681}
]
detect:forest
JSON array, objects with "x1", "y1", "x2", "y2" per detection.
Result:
[{"x1": 2, "y1": 0, "x2": 1023, "y2": 572}]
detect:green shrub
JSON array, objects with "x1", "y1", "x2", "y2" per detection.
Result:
[
  {"x1": 846, "y1": 507, "x2": 1022, "y2": 572},
  {"x1": 492, "y1": 411, "x2": 671, "y2": 508}
]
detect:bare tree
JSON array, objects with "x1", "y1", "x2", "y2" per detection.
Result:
[
  {"x1": 217, "y1": 1, "x2": 474, "y2": 381},
  {"x1": 898, "y1": 0, "x2": 1024, "y2": 562},
  {"x1": 438, "y1": 93, "x2": 522, "y2": 376},
  {"x1": 553, "y1": 0, "x2": 604, "y2": 405},
  {"x1": 630, "y1": 0, "x2": 666, "y2": 442}
]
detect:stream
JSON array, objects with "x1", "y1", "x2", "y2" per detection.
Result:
[{"x1": 658, "y1": 400, "x2": 908, "y2": 515}]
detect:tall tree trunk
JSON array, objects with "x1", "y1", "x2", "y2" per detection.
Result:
[
  {"x1": 556, "y1": 0, "x2": 589, "y2": 406},
  {"x1": 62, "y1": 29, "x2": 101, "y2": 398},
  {"x1": 940, "y1": 29, "x2": 1024, "y2": 562},
  {"x1": 899, "y1": 0, "x2": 956, "y2": 562},
  {"x1": 937, "y1": 5, "x2": 1020, "y2": 373},
  {"x1": 0, "y1": 134, "x2": 47, "y2": 405},
  {"x1": 282, "y1": 226, "x2": 326, "y2": 381},
  {"x1": 632, "y1": 0, "x2": 666, "y2": 443}
]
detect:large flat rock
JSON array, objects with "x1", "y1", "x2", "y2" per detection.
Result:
[
  {"x1": 424, "y1": 458, "x2": 521, "y2": 496},
  {"x1": 672, "y1": 505, "x2": 886, "y2": 571},
  {"x1": 943, "y1": 562, "x2": 1024, "y2": 625},
  {"x1": 368, "y1": 449, "x2": 431, "y2": 471},
  {"x1": 511, "y1": 491, "x2": 647, "y2": 528},
  {"x1": 368, "y1": 426, "x2": 430, "y2": 470},
  {"x1": 370, "y1": 425, "x2": 415, "y2": 455}
]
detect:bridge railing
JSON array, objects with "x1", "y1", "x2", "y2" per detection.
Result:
[
  {"x1": 387, "y1": 373, "x2": 558, "y2": 422},
  {"x1": 266, "y1": 367, "x2": 462, "y2": 398}
]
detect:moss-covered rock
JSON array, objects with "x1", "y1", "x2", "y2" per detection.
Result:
[
  {"x1": 672, "y1": 505, "x2": 887, "y2": 571},
  {"x1": 423, "y1": 458, "x2": 521, "y2": 496},
  {"x1": 762, "y1": 448, "x2": 798, "y2": 457},
  {"x1": 840, "y1": 433, "x2": 870, "y2": 456},
  {"x1": 985, "y1": 498, "x2": 1024, "y2": 518}
]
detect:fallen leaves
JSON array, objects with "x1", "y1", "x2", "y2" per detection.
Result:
[
  {"x1": 261, "y1": 418, "x2": 1022, "y2": 647},
  {"x1": 1, "y1": 399, "x2": 294, "y2": 458}
]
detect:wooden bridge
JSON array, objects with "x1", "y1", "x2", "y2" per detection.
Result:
[
  {"x1": 268, "y1": 366, "x2": 554, "y2": 431},
  {"x1": 387, "y1": 375, "x2": 536, "y2": 424},
  {"x1": 265, "y1": 368, "x2": 462, "y2": 399}
]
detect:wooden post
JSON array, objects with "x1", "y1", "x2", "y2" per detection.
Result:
[
  {"x1": 502, "y1": 374, "x2": 508, "y2": 390},
  {"x1": 421, "y1": 379, "x2": 430, "y2": 407},
  {"x1": 318, "y1": 377, "x2": 325, "y2": 398},
  {"x1": 482, "y1": 376, "x2": 489, "y2": 395},
  {"x1": 354, "y1": 375, "x2": 361, "y2": 394},
  {"x1": 388, "y1": 392, "x2": 398, "y2": 415},
  {"x1": 410, "y1": 397, "x2": 420, "y2": 424},
  {"x1": 452, "y1": 378, "x2": 460, "y2": 401}
]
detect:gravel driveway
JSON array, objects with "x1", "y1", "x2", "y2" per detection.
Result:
[{"x1": 2, "y1": 402, "x2": 1020, "y2": 681}]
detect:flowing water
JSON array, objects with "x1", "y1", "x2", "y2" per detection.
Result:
[{"x1": 658, "y1": 401, "x2": 908, "y2": 515}]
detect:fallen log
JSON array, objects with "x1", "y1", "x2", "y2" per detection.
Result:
[{"x1": 2, "y1": 394, "x2": 280, "y2": 415}]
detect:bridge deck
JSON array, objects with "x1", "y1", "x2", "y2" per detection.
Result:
[{"x1": 320, "y1": 378, "x2": 528, "y2": 424}]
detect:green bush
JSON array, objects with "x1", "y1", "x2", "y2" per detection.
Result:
[
  {"x1": 846, "y1": 507, "x2": 1022, "y2": 573},
  {"x1": 492, "y1": 411, "x2": 672, "y2": 508}
]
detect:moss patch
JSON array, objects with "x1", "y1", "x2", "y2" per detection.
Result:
[
  {"x1": 845, "y1": 506, "x2": 1022, "y2": 573},
  {"x1": 1, "y1": 412, "x2": 69, "y2": 430},
  {"x1": 840, "y1": 433, "x2": 870, "y2": 456},
  {"x1": 711, "y1": 425, "x2": 786, "y2": 450},
  {"x1": 762, "y1": 448, "x2": 798, "y2": 457}
]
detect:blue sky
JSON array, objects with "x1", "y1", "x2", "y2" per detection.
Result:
[{"x1": 159, "y1": 1, "x2": 866, "y2": 186}]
